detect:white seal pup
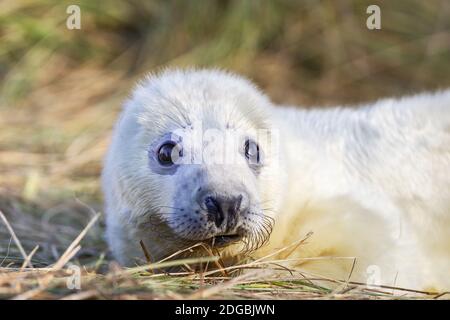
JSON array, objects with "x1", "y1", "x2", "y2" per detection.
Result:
[{"x1": 102, "y1": 68, "x2": 450, "y2": 291}]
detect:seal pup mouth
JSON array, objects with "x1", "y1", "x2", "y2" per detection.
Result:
[{"x1": 205, "y1": 234, "x2": 243, "y2": 247}]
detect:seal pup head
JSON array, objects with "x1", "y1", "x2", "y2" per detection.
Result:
[{"x1": 103, "y1": 69, "x2": 281, "y2": 265}]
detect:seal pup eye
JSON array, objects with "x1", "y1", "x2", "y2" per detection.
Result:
[
  {"x1": 157, "y1": 142, "x2": 182, "y2": 166},
  {"x1": 244, "y1": 139, "x2": 261, "y2": 165}
]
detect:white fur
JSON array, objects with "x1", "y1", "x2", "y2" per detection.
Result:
[{"x1": 102, "y1": 68, "x2": 450, "y2": 291}]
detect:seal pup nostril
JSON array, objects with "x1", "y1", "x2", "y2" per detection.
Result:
[
  {"x1": 225, "y1": 194, "x2": 243, "y2": 230},
  {"x1": 228, "y1": 194, "x2": 243, "y2": 218},
  {"x1": 204, "y1": 196, "x2": 225, "y2": 228},
  {"x1": 204, "y1": 194, "x2": 244, "y2": 229}
]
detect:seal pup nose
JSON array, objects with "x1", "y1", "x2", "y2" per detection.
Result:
[{"x1": 203, "y1": 194, "x2": 243, "y2": 228}]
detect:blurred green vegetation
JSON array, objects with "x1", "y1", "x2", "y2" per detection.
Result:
[
  {"x1": 1, "y1": 0, "x2": 449, "y2": 104},
  {"x1": 0, "y1": 0, "x2": 449, "y2": 201}
]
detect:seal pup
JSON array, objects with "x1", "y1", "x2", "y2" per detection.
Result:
[{"x1": 102, "y1": 68, "x2": 450, "y2": 291}]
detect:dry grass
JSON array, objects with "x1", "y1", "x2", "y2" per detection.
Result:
[
  {"x1": 0, "y1": 195, "x2": 448, "y2": 300},
  {"x1": 1, "y1": 1, "x2": 449, "y2": 300}
]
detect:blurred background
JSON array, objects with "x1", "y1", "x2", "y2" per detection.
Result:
[{"x1": 0, "y1": 1, "x2": 449, "y2": 261}]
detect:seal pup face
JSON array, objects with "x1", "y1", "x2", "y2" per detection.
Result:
[{"x1": 113, "y1": 69, "x2": 280, "y2": 260}]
